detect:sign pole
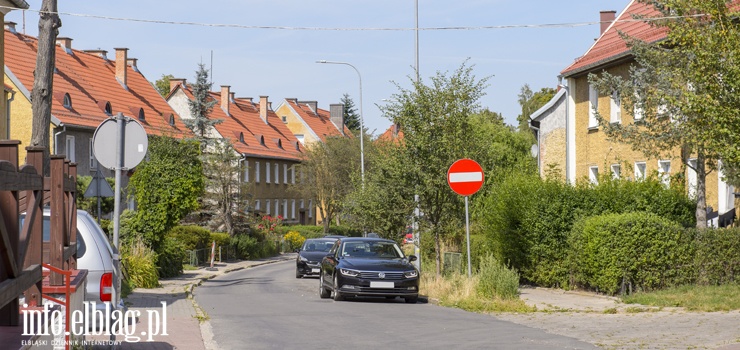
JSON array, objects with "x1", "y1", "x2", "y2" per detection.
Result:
[{"x1": 465, "y1": 196, "x2": 471, "y2": 277}]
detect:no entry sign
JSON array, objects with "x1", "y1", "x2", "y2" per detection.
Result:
[{"x1": 447, "y1": 159, "x2": 484, "y2": 196}]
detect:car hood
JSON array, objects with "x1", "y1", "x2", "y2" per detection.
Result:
[
  {"x1": 300, "y1": 251, "x2": 329, "y2": 262},
  {"x1": 340, "y1": 258, "x2": 416, "y2": 271}
]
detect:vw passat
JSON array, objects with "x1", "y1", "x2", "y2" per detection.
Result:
[
  {"x1": 319, "y1": 237, "x2": 419, "y2": 303},
  {"x1": 295, "y1": 238, "x2": 337, "y2": 278}
]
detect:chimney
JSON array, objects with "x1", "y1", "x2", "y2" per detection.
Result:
[
  {"x1": 84, "y1": 49, "x2": 108, "y2": 60},
  {"x1": 300, "y1": 101, "x2": 318, "y2": 114},
  {"x1": 600, "y1": 11, "x2": 616, "y2": 35},
  {"x1": 259, "y1": 96, "x2": 269, "y2": 124},
  {"x1": 127, "y1": 58, "x2": 139, "y2": 72},
  {"x1": 221, "y1": 85, "x2": 231, "y2": 115},
  {"x1": 5, "y1": 21, "x2": 17, "y2": 33},
  {"x1": 330, "y1": 104, "x2": 345, "y2": 136},
  {"x1": 114, "y1": 48, "x2": 128, "y2": 88},
  {"x1": 169, "y1": 78, "x2": 186, "y2": 92},
  {"x1": 230, "y1": 92, "x2": 235, "y2": 103},
  {"x1": 287, "y1": 98, "x2": 298, "y2": 104},
  {"x1": 56, "y1": 37, "x2": 73, "y2": 55}
]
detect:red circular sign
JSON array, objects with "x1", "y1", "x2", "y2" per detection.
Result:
[{"x1": 447, "y1": 159, "x2": 484, "y2": 196}]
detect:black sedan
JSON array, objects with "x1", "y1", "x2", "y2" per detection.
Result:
[
  {"x1": 295, "y1": 238, "x2": 337, "y2": 278},
  {"x1": 319, "y1": 237, "x2": 419, "y2": 303}
]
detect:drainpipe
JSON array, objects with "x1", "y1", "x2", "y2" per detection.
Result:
[
  {"x1": 558, "y1": 79, "x2": 570, "y2": 184},
  {"x1": 6, "y1": 89, "x2": 15, "y2": 139},
  {"x1": 53, "y1": 124, "x2": 66, "y2": 154}
]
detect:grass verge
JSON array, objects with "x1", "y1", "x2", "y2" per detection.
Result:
[
  {"x1": 421, "y1": 273, "x2": 534, "y2": 313},
  {"x1": 621, "y1": 284, "x2": 740, "y2": 312}
]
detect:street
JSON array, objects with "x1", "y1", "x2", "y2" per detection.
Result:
[{"x1": 194, "y1": 260, "x2": 597, "y2": 350}]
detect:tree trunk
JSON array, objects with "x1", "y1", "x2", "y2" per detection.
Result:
[
  {"x1": 30, "y1": 0, "x2": 61, "y2": 174},
  {"x1": 695, "y1": 150, "x2": 708, "y2": 229}
]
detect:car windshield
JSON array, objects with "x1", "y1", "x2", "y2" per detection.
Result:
[
  {"x1": 303, "y1": 239, "x2": 334, "y2": 252},
  {"x1": 341, "y1": 241, "x2": 403, "y2": 259}
]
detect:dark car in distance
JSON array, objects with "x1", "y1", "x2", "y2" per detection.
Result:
[
  {"x1": 319, "y1": 237, "x2": 419, "y2": 303},
  {"x1": 295, "y1": 238, "x2": 338, "y2": 278}
]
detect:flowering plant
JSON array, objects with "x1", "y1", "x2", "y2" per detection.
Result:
[{"x1": 256, "y1": 215, "x2": 283, "y2": 235}]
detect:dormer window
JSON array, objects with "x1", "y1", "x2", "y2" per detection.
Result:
[
  {"x1": 260, "y1": 136, "x2": 265, "y2": 146},
  {"x1": 104, "y1": 102, "x2": 112, "y2": 115},
  {"x1": 239, "y1": 132, "x2": 245, "y2": 143},
  {"x1": 168, "y1": 114, "x2": 175, "y2": 126},
  {"x1": 63, "y1": 93, "x2": 72, "y2": 109},
  {"x1": 276, "y1": 139, "x2": 282, "y2": 148},
  {"x1": 138, "y1": 109, "x2": 145, "y2": 121}
]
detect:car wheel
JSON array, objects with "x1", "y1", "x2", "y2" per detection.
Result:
[
  {"x1": 405, "y1": 296, "x2": 418, "y2": 304},
  {"x1": 319, "y1": 271, "x2": 331, "y2": 299},
  {"x1": 333, "y1": 274, "x2": 344, "y2": 301},
  {"x1": 296, "y1": 268, "x2": 303, "y2": 279}
]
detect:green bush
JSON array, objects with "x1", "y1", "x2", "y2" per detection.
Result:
[
  {"x1": 232, "y1": 234, "x2": 280, "y2": 260},
  {"x1": 168, "y1": 225, "x2": 211, "y2": 251},
  {"x1": 327, "y1": 225, "x2": 363, "y2": 237},
  {"x1": 157, "y1": 235, "x2": 185, "y2": 278},
  {"x1": 210, "y1": 232, "x2": 231, "y2": 248},
  {"x1": 479, "y1": 173, "x2": 695, "y2": 287},
  {"x1": 284, "y1": 231, "x2": 306, "y2": 251},
  {"x1": 476, "y1": 254, "x2": 520, "y2": 300},
  {"x1": 121, "y1": 238, "x2": 159, "y2": 289},
  {"x1": 569, "y1": 212, "x2": 694, "y2": 295},
  {"x1": 692, "y1": 227, "x2": 740, "y2": 285},
  {"x1": 276, "y1": 225, "x2": 323, "y2": 239}
]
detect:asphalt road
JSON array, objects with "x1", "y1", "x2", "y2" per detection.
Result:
[{"x1": 194, "y1": 260, "x2": 598, "y2": 350}]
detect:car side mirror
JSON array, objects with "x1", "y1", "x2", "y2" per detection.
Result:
[
  {"x1": 408, "y1": 255, "x2": 417, "y2": 262},
  {"x1": 294, "y1": 248, "x2": 301, "y2": 253}
]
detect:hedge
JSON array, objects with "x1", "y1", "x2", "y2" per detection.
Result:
[
  {"x1": 168, "y1": 225, "x2": 212, "y2": 251},
  {"x1": 692, "y1": 227, "x2": 740, "y2": 285}
]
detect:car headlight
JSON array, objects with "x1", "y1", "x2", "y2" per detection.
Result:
[
  {"x1": 299, "y1": 256, "x2": 308, "y2": 262},
  {"x1": 340, "y1": 268, "x2": 359, "y2": 277},
  {"x1": 404, "y1": 270, "x2": 418, "y2": 278}
]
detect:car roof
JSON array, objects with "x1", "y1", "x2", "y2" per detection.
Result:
[{"x1": 339, "y1": 237, "x2": 395, "y2": 243}]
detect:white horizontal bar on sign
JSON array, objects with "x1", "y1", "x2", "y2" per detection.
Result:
[{"x1": 449, "y1": 172, "x2": 482, "y2": 183}]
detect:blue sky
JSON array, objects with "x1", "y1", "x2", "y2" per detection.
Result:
[{"x1": 7, "y1": 0, "x2": 627, "y2": 136}]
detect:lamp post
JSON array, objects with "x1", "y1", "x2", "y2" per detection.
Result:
[{"x1": 316, "y1": 60, "x2": 365, "y2": 184}]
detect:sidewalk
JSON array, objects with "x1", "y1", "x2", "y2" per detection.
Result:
[{"x1": 88, "y1": 254, "x2": 294, "y2": 350}]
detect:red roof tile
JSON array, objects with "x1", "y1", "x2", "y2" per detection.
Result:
[
  {"x1": 376, "y1": 124, "x2": 404, "y2": 144},
  {"x1": 285, "y1": 99, "x2": 351, "y2": 142},
  {"x1": 179, "y1": 87, "x2": 303, "y2": 161},
  {"x1": 4, "y1": 30, "x2": 192, "y2": 138}
]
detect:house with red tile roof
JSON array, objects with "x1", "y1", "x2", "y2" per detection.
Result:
[
  {"x1": 273, "y1": 98, "x2": 351, "y2": 146},
  {"x1": 3, "y1": 23, "x2": 192, "y2": 181},
  {"x1": 555, "y1": 0, "x2": 735, "y2": 223},
  {"x1": 167, "y1": 81, "x2": 313, "y2": 224},
  {"x1": 0, "y1": 1, "x2": 28, "y2": 140},
  {"x1": 376, "y1": 123, "x2": 404, "y2": 144}
]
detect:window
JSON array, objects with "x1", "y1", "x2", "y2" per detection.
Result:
[
  {"x1": 283, "y1": 199, "x2": 288, "y2": 219},
  {"x1": 274, "y1": 163, "x2": 279, "y2": 184},
  {"x1": 300, "y1": 199, "x2": 305, "y2": 210},
  {"x1": 65, "y1": 135, "x2": 76, "y2": 162},
  {"x1": 588, "y1": 84, "x2": 599, "y2": 128},
  {"x1": 611, "y1": 164, "x2": 620, "y2": 179},
  {"x1": 658, "y1": 160, "x2": 671, "y2": 187},
  {"x1": 244, "y1": 160, "x2": 250, "y2": 182},
  {"x1": 296, "y1": 134, "x2": 305, "y2": 145},
  {"x1": 104, "y1": 102, "x2": 112, "y2": 115},
  {"x1": 589, "y1": 166, "x2": 599, "y2": 185},
  {"x1": 291, "y1": 199, "x2": 296, "y2": 219},
  {"x1": 168, "y1": 114, "x2": 175, "y2": 126},
  {"x1": 633, "y1": 96, "x2": 644, "y2": 121},
  {"x1": 255, "y1": 161, "x2": 261, "y2": 183},
  {"x1": 89, "y1": 139, "x2": 97, "y2": 169},
  {"x1": 283, "y1": 164, "x2": 288, "y2": 184},
  {"x1": 138, "y1": 109, "x2": 145, "y2": 121},
  {"x1": 634, "y1": 162, "x2": 647, "y2": 180},
  {"x1": 308, "y1": 199, "x2": 313, "y2": 218},
  {"x1": 275, "y1": 199, "x2": 280, "y2": 218},
  {"x1": 610, "y1": 90, "x2": 621, "y2": 123},
  {"x1": 291, "y1": 165, "x2": 296, "y2": 184},
  {"x1": 266, "y1": 200, "x2": 271, "y2": 215},
  {"x1": 687, "y1": 158, "x2": 697, "y2": 199},
  {"x1": 63, "y1": 93, "x2": 72, "y2": 109},
  {"x1": 282, "y1": 115, "x2": 288, "y2": 123},
  {"x1": 266, "y1": 162, "x2": 271, "y2": 183},
  {"x1": 254, "y1": 199, "x2": 261, "y2": 211}
]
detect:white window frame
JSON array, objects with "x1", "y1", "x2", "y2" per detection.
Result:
[
  {"x1": 283, "y1": 199, "x2": 288, "y2": 219},
  {"x1": 291, "y1": 165, "x2": 296, "y2": 184},
  {"x1": 65, "y1": 135, "x2": 76, "y2": 163},
  {"x1": 274, "y1": 163, "x2": 279, "y2": 184},
  {"x1": 275, "y1": 199, "x2": 280, "y2": 218},
  {"x1": 266, "y1": 199, "x2": 271, "y2": 215},
  {"x1": 611, "y1": 164, "x2": 621, "y2": 179},
  {"x1": 589, "y1": 166, "x2": 599, "y2": 185},
  {"x1": 588, "y1": 84, "x2": 599, "y2": 128},
  {"x1": 687, "y1": 158, "x2": 698, "y2": 200},
  {"x1": 308, "y1": 199, "x2": 313, "y2": 218},
  {"x1": 283, "y1": 164, "x2": 288, "y2": 184},
  {"x1": 89, "y1": 139, "x2": 97, "y2": 169},
  {"x1": 254, "y1": 199, "x2": 261, "y2": 211},
  {"x1": 634, "y1": 162, "x2": 647, "y2": 181},
  {"x1": 291, "y1": 199, "x2": 296, "y2": 219},
  {"x1": 256, "y1": 161, "x2": 261, "y2": 183},
  {"x1": 610, "y1": 90, "x2": 621, "y2": 124},
  {"x1": 266, "y1": 162, "x2": 271, "y2": 184},
  {"x1": 296, "y1": 134, "x2": 305, "y2": 145},
  {"x1": 658, "y1": 160, "x2": 671, "y2": 187},
  {"x1": 244, "y1": 160, "x2": 250, "y2": 182}
]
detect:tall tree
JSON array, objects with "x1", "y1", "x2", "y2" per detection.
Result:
[
  {"x1": 517, "y1": 84, "x2": 556, "y2": 131},
  {"x1": 184, "y1": 63, "x2": 220, "y2": 145},
  {"x1": 30, "y1": 0, "x2": 61, "y2": 172},
  {"x1": 201, "y1": 140, "x2": 250, "y2": 235},
  {"x1": 340, "y1": 93, "x2": 361, "y2": 132},
  {"x1": 589, "y1": 0, "x2": 740, "y2": 228},
  {"x1": 154, "y1": 74, "x2": 174, "y2": 98},
  {"x1": 379, "y1": 61, "x2": 490, "y2": 276}
]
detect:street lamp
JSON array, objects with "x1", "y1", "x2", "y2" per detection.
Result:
[{"x1": 316, "y1": 60, "x2": 365, "y2": 184}]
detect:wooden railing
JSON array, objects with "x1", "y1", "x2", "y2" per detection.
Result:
[{"x1": 0, "y1": 141, "x2": 77, "y2": 326}]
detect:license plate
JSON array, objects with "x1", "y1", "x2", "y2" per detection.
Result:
[
  {"x1": 370, "y1": 281, "x2": 394, "y2": 288},
  {"x1": 311, "y1": 268, "x2": 319, "y2": 273}
]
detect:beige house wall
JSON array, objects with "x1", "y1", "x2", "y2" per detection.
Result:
[{"x1": 274, "y1": 103, "x2": 320, "y2": 146}]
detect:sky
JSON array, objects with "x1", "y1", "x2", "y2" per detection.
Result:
[{"x1": 6, "y1": 0, "x2": 628, "y2": 136}]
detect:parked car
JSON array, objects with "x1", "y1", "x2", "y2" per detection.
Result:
[
  {"x1": 319, "y1": 237, "x2": 419, "y2": 303},
  {"x1": 295, "y1": 238, "x2": 338, "y2": 278},
  {"x1": 21, "y1": 209, "x2": 125, "y2": 329}
]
